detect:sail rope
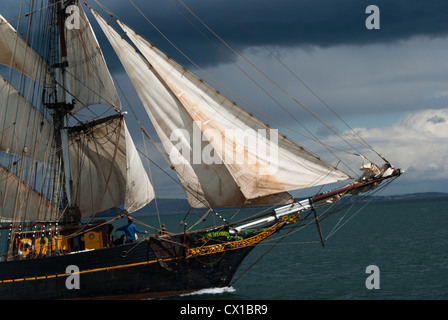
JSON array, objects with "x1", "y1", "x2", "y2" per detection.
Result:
[
  {"x1": 141, "y1": 128, "x2": 162, "y2": 230},
  {"x1": 3, "y1": 0, "x2": 64, "y2": 25},
  {"x1": 62, "y1": 69, "x2": 120, "y2": 117},
  {"x1": 323, "y1": 175, "x2": 398, "y2": 240}
]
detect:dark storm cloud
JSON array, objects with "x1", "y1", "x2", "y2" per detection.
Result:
[
  {"x1": 86, "y1": 0, "x2": 448, "y2": 67},
  {"x1": 3, "y1": 0, "x2": 448, "y2": 67}
]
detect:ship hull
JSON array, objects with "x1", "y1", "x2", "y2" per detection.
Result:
[{"x1": 0, "y1": 236, "x2": 254, "y2": 300}]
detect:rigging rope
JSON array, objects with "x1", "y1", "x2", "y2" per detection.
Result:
[
  {"x1": 4, "y1": 0, "x2": 64, "y2": 25},
  {"x1": 141, "y1": 128, "x2": 162, "y2": 230}
]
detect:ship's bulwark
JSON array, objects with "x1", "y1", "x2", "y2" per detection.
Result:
[{"x1": 0, "y1": 236, "x2": 254, "y2": 300}]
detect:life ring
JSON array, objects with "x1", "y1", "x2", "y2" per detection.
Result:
[
  {"x1": 18, "y1": 238, "x2": 33, "y2": 257},
  {"x1": 35, "y1": 237, "x2": 49, "y2": 256}
]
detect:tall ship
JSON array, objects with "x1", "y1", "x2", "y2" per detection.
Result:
[{"x1": 0, "y1": 1, "x2": 400, "y2": 299}]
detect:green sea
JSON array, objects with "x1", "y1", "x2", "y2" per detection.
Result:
[{"x1": 128, "y1": 197, "x2": 448, "y2": 300}]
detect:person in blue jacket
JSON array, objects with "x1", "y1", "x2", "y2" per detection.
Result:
[{"x1": 116, "y1": 215, "x2": 148, "y2": 243}]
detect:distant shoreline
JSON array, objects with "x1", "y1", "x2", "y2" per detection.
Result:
[
  {"x1": 97, "y1": 192, "x2": 448, "y2": 217},
  {"x1": 359, "y1": 192, "x2": 448, "y2": 202}
]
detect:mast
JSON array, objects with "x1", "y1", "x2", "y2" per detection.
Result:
[{"x1": 47, "y1": 0, "x2": 79, "y2": 224}]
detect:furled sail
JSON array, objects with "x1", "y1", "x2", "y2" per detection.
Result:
[
  {"x1": 0, "y1": 165, "x2": 59, "y2": 223},
  {"x1": 63, "y1": 2, "x2": 121, "y2": 113},
  {"x1": 92, "y1": 10, "x2": 349, "y2": 208},
  {"x1": 0, "y1": 14, "x2": 48, "y2": 86},
  {"x1": 0, "y1": 76, "x2": 54, "y2": 162},
  {"x1": 68, "y1": 116, "x2": 154, "y2": 217}
]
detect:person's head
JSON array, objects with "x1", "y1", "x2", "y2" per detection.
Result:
[{"x1": 127, "y1": 215, "x2": 133, "y2": 224}]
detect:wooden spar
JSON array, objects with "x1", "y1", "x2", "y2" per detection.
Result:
[
  {"x1": 310, "y1": 168, "x2": 401, "y2": 204},
  {"x1": 312, "y1": 208, "x2": 325, "y2": 247},
  {"x1": 234, "y1": 167, "x2": 401, "y2": 233}
]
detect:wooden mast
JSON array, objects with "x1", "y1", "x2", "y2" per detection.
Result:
[{"x1": 53, "y1": 0, "x2": 79, "y2": 224}]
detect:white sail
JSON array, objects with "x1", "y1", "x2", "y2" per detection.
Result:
[
  {"x1": 0, "y1": 165, "x2": 59, "y2": 223},
  {"x1": 119, "y1": 21, "x2": 350, "y2": 195},
  {"x1": 0, "y1": 14, "x2": 48, "y2": 86},
  {"x1": 92, "y1": 10, "x2": 349, "y2": 208},
  {"x1": 0, "y1": 76, "x2": 54, "y2": 162},
  {"x1": 68, "y1": 116, "x2": 154, "y2": 217},
  {"x1": 64, "y1": 2, "x2": 121, "y2": 113},
  {"x1": 124, "y1": 122, "x2": 155, "y2": 213}
]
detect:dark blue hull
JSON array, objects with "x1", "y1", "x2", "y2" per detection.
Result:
[{"x1": 0, "y1": 235, "x2": 254, "y2": 299}]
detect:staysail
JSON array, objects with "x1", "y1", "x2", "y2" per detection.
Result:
[{"x1": 92, "y1": 9, "x2": 350, "y2": 208}]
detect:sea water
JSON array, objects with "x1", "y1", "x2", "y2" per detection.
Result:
[{"x1": 134, "y1": 198, "x2": 448, "y2": 300}]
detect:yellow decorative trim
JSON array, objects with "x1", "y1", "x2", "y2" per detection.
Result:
[{"x1": 188, "y1": 213, "x2": 299, "y2": 257}]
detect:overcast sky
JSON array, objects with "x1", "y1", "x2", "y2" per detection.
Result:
[{"x1": 2, "y1": 0, "x2": 448, "y2": 197}]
